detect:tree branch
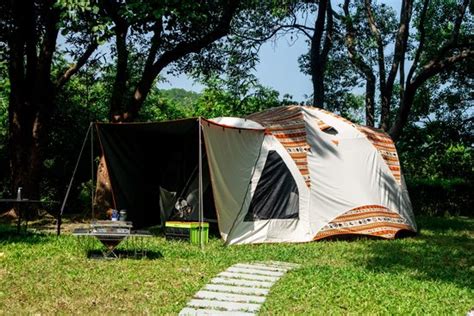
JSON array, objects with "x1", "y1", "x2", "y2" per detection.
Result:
[
  {"x1": 411, "y1": 48, "x2": 474, "y2": 90},
  {"x1": 380, "y1": 0, "x2": 412, "y2": 130},
  {"x1": 142, "y1": 20, "x2": 163, "y2": 75},
  {"x1": 342, "y1": 0, "x2": 376, "y2": 126},
  {"x1": 236, "y1": 24, "x2": 296, "y2": 42},
  {"x1": 38, "y1": 1, "x2": 59, "y2": 74},
  {"x1": 310, "y1": 0, "x2": 330, "y2": 106},
  {"x1": 321, "y1": 0, "x2": 333, "y2": 63},
  {"x1": 390, "y1": 0, "x2": 470, "y2": 138},
  {"x1": 55, "y1": 41, "x2": 98, "y2": 89},
  {"x1": 450, "y1": 0, "x2": 469, "y2": 46},
  {"x1": 406, "y1": 0, "x2": 430, "y2": 85},
  {"x1": 364, "y1": 0, "x2": 386, "y2": 93},
  {"x1": 129, "y1": 0, "x2": 240, "y2": 118},
  {"x1": 385, "y1": 0, "x2": 412, "y2": 91},
  {"x1": 389, "y1": 48, "x2": 474, "y2": 140},
  {"x1": 285, "y1": 24, "x2": 313, "y2": 39},
  {"x1": 102, "y1": 0, "x2": 130, "y2": 120}
]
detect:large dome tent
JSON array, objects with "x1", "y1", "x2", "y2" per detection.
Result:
[{"x1": 204, "y1": 105, "x2": 416, "y2": 244}]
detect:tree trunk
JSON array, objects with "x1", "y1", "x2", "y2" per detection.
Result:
[
  {"x1": 94, "y1": 156, "x2": 114, "y2": 218},
  {"x1": 8, "y1": 61, "x2": 55, "y2": 217},
  {"x1": 342, "y1": 0, "x2": 375, "y2": 126},
  {"x1": 310, "y1": 0, "x2": 332, "y2": 108},
  {"x1": 389, "y1": 83, "x2": 415, "y2": 141},
  {"x1": 312, "y1": 65, "x2": 325, "y2": 107},
  {"x1": 380, "y1": 0, "x2": 413, "y2": 131},
  {"x1": 7, "y1": 0, "x2": 48, "y2": 213},
  {"x1": 9, "y1": 109, "x2": 44, "y2": 202},
  {"x1": 105, "y1": 0, "x2": 130, "y2": 122},
  {"x1": 365, "y1": 75, "x2": 376, "y2": 127},
  {"x1": 6, "y1": 0, "x2": 98, "y2": 220}
]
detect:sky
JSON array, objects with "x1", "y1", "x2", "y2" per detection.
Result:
[
  {"x1": 160, "y1": 35, "x2": 313, "y2": 102},
  {"x1": 160, "y1": 0, "x2": 403, "y2": 101}
]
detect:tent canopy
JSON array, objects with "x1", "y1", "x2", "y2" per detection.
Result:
[{"x1": 96, "y1": 119, "x2": 202, "y2": 228}]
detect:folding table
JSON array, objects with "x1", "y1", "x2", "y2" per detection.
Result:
[{"x1": 73, "y1": 221, "x2": 152, "y2": 258}]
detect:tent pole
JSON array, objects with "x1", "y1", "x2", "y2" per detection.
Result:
[
  {"x1": 56, "y1": 122, "x2": 92, "y2": 236},
  {"x1": 198, "y1": 117, "x2": 204, "y2": 249},
  {"x1": 91, "y1": 123, "x2": 95, "y2": 220}
]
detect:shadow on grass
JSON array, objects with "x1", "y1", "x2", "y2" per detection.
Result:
[
  {"x1": 86, "y1": 249, "x2": 163, "y2": 260},
  {"x1": 416, "y1": 216, "x2": 474, "y2": 233},
  {"x1": 362, "y1": 216, "x2": 473, "y2": 289},
  {"x1": 0, "y1": 224, "x2": 50, "y2": 245}
]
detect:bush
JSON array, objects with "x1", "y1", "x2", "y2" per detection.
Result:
[{"x1": 407, "y1": 178, "x2": 473, "y2": 217}]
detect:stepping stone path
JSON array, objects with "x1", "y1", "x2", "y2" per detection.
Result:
[{"x1": 179, "y1": 261, "x2": 300, "y2": 316}]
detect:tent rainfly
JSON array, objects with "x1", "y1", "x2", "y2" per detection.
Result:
[{"x1": 71, "y1": 105, "x2": 417, "y2": 245}]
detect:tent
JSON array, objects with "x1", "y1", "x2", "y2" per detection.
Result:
[{"x1": 64, "y1": 105, "x2": 416, "y2": 244}]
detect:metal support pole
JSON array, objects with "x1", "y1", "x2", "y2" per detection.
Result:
[
  {"x1": 56, "y1": 123, "x2": 93, "y2": 235},
  {"x1": 90, "y1": 123, "x2": 95, "y2": 219},
  {"x1": 198, "y1": 118, "x2": 204, "y2": 249}
]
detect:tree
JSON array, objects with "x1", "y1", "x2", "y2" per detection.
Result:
[
  {"x1": 97, "y1": 0, "x2": 241, "y2": 122},
  {"x1": 397, "y1": 54, "x2": 473, "y2": 180},
  {"x1": 193, "y1": 76, "x2": 282, "y2": 118},
  {"x1": 2, "y1": 0, "x2": 101, "y2": 203},
  {"x1": 389, "y1": 0, "x2": 473, "y2": 140},
  {"x1": 234, "y1": 1, "x2": 334, "y2": 107},
  {"x1": 309, "y1": 0, "x2": 334, "y2": 107},
  {"x1": 340, "y1": 0, "x2": 473, "y2": 139},
  {"x1": 338, "y1": 0, "x2": 398, "y2": 126}
]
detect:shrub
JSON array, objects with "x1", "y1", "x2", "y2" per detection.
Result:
[{"x1": 407, "y1": 178, "x2": 473, "y2": 217}]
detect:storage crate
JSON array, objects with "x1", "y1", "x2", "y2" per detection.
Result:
[{"x1": 165, "y1": 221, "x2": 209, "y2": 244}]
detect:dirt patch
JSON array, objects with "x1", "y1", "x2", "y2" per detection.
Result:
[{"x1": 0, "y1": 212, "x2": 90, "y2": 234}]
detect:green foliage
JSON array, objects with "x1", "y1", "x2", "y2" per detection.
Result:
[
  {"x1": 77, "y1": 180, "x2": 94, "y2": 215},
  {"x1": 398, "y1": 117, "x2": 473, "y2": 181},
  {"x1": 412, "y1": 0, "x2": 473, "y2": 64},
  {"x1": 193, "y1": 77, "x2": 281, "y2": 118},
  {"x1": 407, "y1": 178, "x2": 473, "y2": 217},
  {"x1": 138, "y1": 89, "x2": 193, "y2": 121},
  {"x1": 159, "y1": 88, "x2": 200, "y2": 113},
  {"x1": 0, "y1": 61, "x2": 9, "y2": 197},
  {"x1": 0, "y1": 216, "x2": 472, "y2": 314},
  {"x1": 427, "y1": 143, "x2": 473, "y2": 179},
  {"x1": 38, "y1": 63, "x2": 109, "y2": 211}
]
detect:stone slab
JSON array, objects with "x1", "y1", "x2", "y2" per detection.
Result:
[
  {"x1": 227, "y1": 267, "x2": 285, "y2": 277},
  {"x1": 218, "y1": 271, "x2": 279, "y2": 282},
  {"x1": 188, "y1": 299, "x2": 261, "y2": 313},
  {"x1": 179, "y1": 307, "x2": 255, "y2": 316},
  {"x1": 194, "y1": 290, "x2": 266, "y2": 303},
  {"x1": 211, "y1": 277, "x2": 274, "y2": 288},
  {"x1": 204, "y1": 284, "x2": 269, "y2": 296}
]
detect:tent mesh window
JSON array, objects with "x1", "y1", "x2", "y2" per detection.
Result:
[{"x1": 245, "y1": 150, "x2": 299, "y2": 221}]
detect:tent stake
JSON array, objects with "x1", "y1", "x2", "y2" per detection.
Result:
[{"x1": 56, "y1": 123, "x2": 93, "y2": 235}]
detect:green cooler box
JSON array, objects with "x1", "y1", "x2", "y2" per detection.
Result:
[{"x1": 165, "y1": 221, "x2": 209, "y2": 244}]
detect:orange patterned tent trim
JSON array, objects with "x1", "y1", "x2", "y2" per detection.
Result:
[
  {"x1": 315, "y1": 108, "x2": 402, "y2": 185},
  {"x1": 247, "y1": 106, "x2": 311, "y2": 187},
  {"x1": 314, "y1": 205, "x2": 415, "y2": 240},
  {"x1": 356, "y1": 126, "x2": 402, "y2": 185}
]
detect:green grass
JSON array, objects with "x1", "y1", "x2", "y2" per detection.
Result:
[{"x1": 0, "y1": 216, "x2": 472, "y2": 315}]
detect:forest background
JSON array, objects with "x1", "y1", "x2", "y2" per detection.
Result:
[{"x1": 0, "y1": 0, "x2": 472, "y2": 217}]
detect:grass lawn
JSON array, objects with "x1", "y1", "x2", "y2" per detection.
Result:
[{"x1": 0, "y1": 216, "x2": 472, "y2": 315}]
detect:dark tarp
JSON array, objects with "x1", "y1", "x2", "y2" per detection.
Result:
[
  {"x1": 245, "y1": 150, "x2": 299, "y2": 221},
  {"x1": 96, "y1": 119, "x2": 215, "y2": 228}
]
